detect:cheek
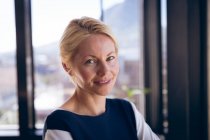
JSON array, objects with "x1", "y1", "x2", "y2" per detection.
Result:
[
  {"x1": 115, "y1": 63, "x2": 120, "y2": 75},
  {"x1": 111, "y1": 61, "x2": 119, "y2": 75},
  {"x1": 77, "y1": 67, "x2": 94, "y2": 81}
]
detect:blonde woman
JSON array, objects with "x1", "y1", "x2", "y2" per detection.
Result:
[{"x1": 43, "y1": 17, "x2": 160, "y2": 140}]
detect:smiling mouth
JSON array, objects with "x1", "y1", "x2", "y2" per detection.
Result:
[{"x1": 94, "y1": 79, "x2": 112, "y2": 85}]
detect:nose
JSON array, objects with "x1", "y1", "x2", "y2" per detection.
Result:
[{"x1": 97, "y1": 62, "x2": 109, "y2": 76}]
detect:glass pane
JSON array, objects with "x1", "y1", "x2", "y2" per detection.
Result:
[
  {"x1": 103, "y1": 0, "x2": 145, "y2": 114},
  {"x1": 161, "y1": 0, "x2": 168, "y2": 135},
  {"x1": 0, "y1": 0, "x2": 18, "y2": 129},
  {"x1": 31, "y1": 0, "x2": 101, "y2": 128}
]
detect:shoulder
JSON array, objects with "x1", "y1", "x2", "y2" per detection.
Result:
[
  {"x1": 45, "y1": 110, "x2": 66, "y2": 124},
  {"x1": 43, "y1": 110, "x2": 74, "y2": 140},
  {"x1": 107, "y1": 98, "x2": 138, "y2": 132},
  {"x1": 44, "y1": 109, "x2": 73, "y2": 131},
  {"x1": 107, "y1": 98, "x2": 135, "y2": 116},
  {"x1": 107, "y1": 98, "x2": 131, "y2": 106}
]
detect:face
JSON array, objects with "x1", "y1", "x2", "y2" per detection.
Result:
[{"x1": 70, "y1": 34, "x2": 119, "y2": 96}]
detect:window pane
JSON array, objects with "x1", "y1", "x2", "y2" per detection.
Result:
[
  {"x1": 31, "y1": 0, "x2": 101, "y2": 128},
  {"x1": 161, "y1": 0, "x2": 168, "y2": 134},
  {"x1": 103, "y1": 0, "x2": 145, "y2": 114},
  {"x1": 0, "y1": 0, "x2": 18, "y2": 129}
]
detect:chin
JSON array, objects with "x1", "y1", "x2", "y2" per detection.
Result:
[
  {"x1": 96, "y1": 91, "x2": 110, "y2": 96},
  {"x1": 91, "y1": 82, "x2": 115, "y2": 96},
  {"x1": 95, "y1": 89, "x2": 112, "y2": 96}
]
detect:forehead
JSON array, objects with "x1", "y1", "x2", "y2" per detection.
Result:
[{"x1": 76, "y1": 34, "x2": 116, "y2": 56}]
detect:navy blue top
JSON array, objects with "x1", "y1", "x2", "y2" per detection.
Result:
[{"x1": 43, "y1": 98, "x2": 138, "y2": 140}]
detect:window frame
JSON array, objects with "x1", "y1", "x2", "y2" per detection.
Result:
[
  {"x1": 167, "y1": 0, "x2": 208, "y2": 139},
  {"x1": 143, "y1": 0, "x2": 163, "y2": 134},
  {"x1": 15, "y1": 0, "x2": 37, "y2": 137}
]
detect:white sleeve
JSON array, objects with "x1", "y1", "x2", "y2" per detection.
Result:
[
  {"x1": 44, "y1": 130, "x2": 73, "y2": 140},
  {"x1": 130, "y1": 102, "x2": 160, "y2": 140}
]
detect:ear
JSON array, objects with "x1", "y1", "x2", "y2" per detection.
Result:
[
  {"x1": 62, "y1": 62, "x2": 69, "y2": 72},
  {"x1": 62, "y1": 62, "x2": 74, "y2": 76}
]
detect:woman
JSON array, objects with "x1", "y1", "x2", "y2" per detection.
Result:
[{"x1": 43, "y1": 17, "x2": 160, "y2": 140}]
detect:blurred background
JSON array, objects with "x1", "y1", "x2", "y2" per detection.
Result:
[{"x1": 0, "y1": 0, "x2": 208, "y2": 140}]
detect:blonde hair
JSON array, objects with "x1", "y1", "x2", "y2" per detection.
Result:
[{"x1": 59, "y1": 17, "x2": 118, "y2": 66}]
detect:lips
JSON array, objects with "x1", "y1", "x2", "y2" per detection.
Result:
[{"x1": 94, "y1": 79, "x2": 111, "y2": 85}]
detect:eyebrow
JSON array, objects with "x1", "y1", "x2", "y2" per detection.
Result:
[
  {"x1": 107, "y1": 51, "x2": 116, "y2": 56},
  {"x1": 82, "y1": 51, "x2": 117, "y2": 59}
]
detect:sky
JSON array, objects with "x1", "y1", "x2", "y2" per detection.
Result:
[
  {"x1": 0, "y1": 0, "x2": 16, "y2": 53},
  {"x1": 0, "y1": 0, "x2": 124, "y2": 53}
]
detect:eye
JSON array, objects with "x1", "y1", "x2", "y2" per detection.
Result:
[
  {"x1": 107, "y1": 56, "x2": 115, "y2": 61},
  {"x1": 85, "y1": 59, "x2": 96, "y2": 65}
]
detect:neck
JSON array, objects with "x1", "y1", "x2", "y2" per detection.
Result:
[{"x1": 71, "y1": 88, "x2": 106, "y2": 116}]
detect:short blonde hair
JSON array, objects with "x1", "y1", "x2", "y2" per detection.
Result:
[{"x1": 59, "y1": 17, "x2": 118, "y2": 66}]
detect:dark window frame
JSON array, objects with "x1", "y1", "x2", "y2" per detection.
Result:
[
  {"x1": 143, "y1": 0, "x2": 163, "y2": 134},
  {"x1": 167, "y1": 0, "x2": 208, "y2": 139},
  {"x1": 15, "y1": 0, "x2": 38, "y2": 139}
]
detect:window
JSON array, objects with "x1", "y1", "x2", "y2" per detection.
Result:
[
  {"x1": 32, "y1": 0, "x2": 144, "y2": 128},
  {"x1": 0, "y1": 0, "x2": 18, "y2": 130},
  {"x1": 0, "y1": 0, "x2": 145, "y2": 134},
  {"x1": 31, "y1": 0, "x2": 101, "y2": 128},
  {"x1": 103, "y1": 0, "x2": 145, "y2": 114}
]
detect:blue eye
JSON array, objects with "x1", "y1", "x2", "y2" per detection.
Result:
[{"x1": 107, "y1": 56, "x2": 115, "y2": 61}]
